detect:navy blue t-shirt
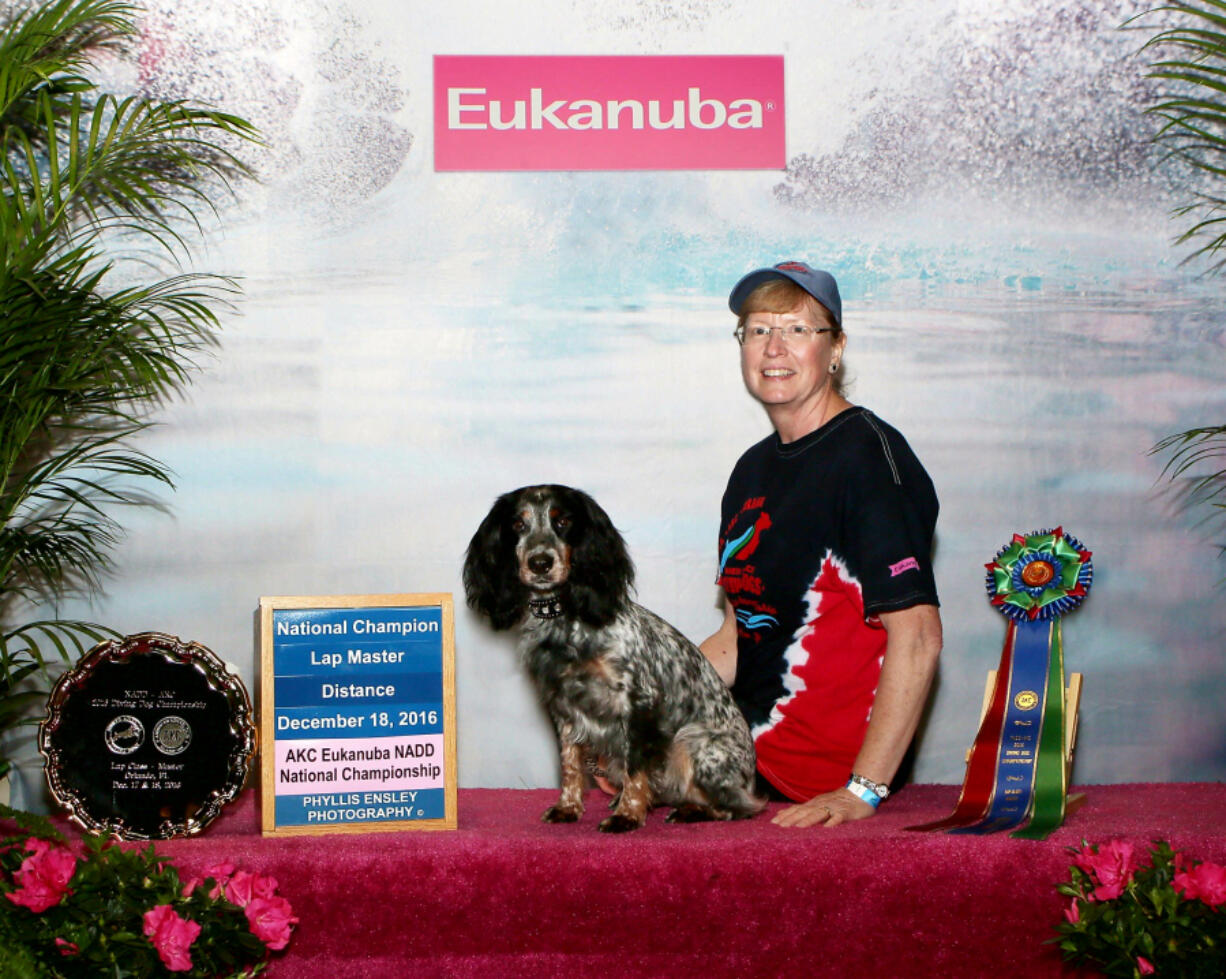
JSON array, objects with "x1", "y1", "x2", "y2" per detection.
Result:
[{"x1": 716, "y1": 406, "x2": 939, "y2": 800}]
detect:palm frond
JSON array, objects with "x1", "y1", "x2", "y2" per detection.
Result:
[
  {"x1": 1134, "y1": 1, "x2": 1226, "y2": 265},
  {"x1": 1, "y1": 619, "x2": 113, "y2": 665},
  {"x1": 1151, "y1": 427, "x2": 1226, "y2": 557},
  {"x1": 1153, "y1": 425, "x2": 1226, "y2": 490},
  {"x1": 0, "y1": 0, "x2": 258, "y2": 750},
  {"x1": 0, "y1": 262, "x2": 236, "y2": 602},
  {"x1": 1137, "y1": 3, "x2": 1226, "y2": 560},
  {"x1": 0, "y1": 0, "x2": 134, "y2": 125},
  {"x1": 0, "y1": 618, "x2": 114, "y2": 770},
  {"x1": 2, "y1": 91, "x2": 258, "y2": 264}
]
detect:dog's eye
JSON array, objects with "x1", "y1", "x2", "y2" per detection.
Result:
[
  {"x1": 552, "y1": 515, "x2": 571, "y2": 532},
  {"x1": 511, "y1": 518, "x2": 526, "y2": 533}
]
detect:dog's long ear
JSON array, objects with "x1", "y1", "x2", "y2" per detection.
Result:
[
  {"x1": 564, "y1": 487, "x2": 635, "y2": 628},
  {"x1": 463, "y1": 492, "x2": 527, "y2": 631}
]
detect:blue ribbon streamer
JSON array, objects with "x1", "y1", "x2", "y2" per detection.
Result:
[{"x1": 950, "y1": 618, "x2": 1053, "y2": 835}]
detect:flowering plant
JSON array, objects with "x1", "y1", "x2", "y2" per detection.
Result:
[
  {"x1": 0, "y1": 805, "x2": 297, "y2": 977},
  {"x1": 1056, "y1": 839, "x2": 1226, "y2": 978}
]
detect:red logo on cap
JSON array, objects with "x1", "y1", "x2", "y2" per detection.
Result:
[{"x1": 776, "y1": 261, "x2": 809, "y2": 272}]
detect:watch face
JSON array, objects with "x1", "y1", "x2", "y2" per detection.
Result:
[{"x1": 40, "y1": 633, "x2": 255, "y2": 840}]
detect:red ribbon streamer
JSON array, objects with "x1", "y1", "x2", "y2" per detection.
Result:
[{"x1": 905, "y1": 622, "x2": 1017, "y2": 832}]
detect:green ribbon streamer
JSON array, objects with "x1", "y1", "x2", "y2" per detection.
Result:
[{"x1": 1011, "y1": 621, "x2": 1066, "y2": 840}]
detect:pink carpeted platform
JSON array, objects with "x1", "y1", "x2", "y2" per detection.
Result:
[{"x1": 143, "y1": 784, "x2": 1226, "y2": 978}]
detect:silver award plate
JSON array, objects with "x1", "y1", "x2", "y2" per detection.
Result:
[{"x1": 39, "y1": 632, "x2": 256, "y2": 840}]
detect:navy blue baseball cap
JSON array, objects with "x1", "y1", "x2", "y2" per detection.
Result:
[{"x1": 728, "y1": 261, "x2": 842, "y2": 326}]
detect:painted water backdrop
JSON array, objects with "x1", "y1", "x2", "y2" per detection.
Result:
[{"x1": 58, "y1": 239, "x2": 1226, "y2": 791}]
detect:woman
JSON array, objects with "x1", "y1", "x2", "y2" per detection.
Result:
[{"x1": 700, "y1": 261, "x2": 942, "y2": 828}]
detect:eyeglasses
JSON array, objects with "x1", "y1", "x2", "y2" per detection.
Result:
[{"x1": 734, "y1": 323, "x2": 835, "y2": 346}]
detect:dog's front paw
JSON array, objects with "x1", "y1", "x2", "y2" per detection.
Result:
[
  {"x1": 598, "y1": 813, "x2": 644, "y2": 833},
  {"x1": 542, "y1": 805, "x2": 583, "y2": 823}
]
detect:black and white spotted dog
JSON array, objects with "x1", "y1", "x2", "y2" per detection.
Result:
[{"x1": 463, "y1": 484, "x2": 762, "y2": 832}]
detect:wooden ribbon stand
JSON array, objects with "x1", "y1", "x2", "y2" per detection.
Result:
[{"x1": 970, "y1": 669, "x2": 1085, "y2": 816}]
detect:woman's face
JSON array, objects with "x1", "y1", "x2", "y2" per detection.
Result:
[{"x1": 739, "y1": 300, "x2": 846, "y2": 417}]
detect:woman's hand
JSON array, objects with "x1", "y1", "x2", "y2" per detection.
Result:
[{"x1": 771, "y1": 787, "x2": 875, "y2": 828}]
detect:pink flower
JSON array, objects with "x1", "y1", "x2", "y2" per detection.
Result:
[
  {"x1": 203, "y1": 860, "x2": 236, "y2": 882},
  {"x1": 54, "y1": 937, "x2": 79, "y2": 957},
  {"x1": 1063, "y1": 897, "x2": 1080, "y2": 924},
  {"x1": 1175, "y1": 860, "x2": 1226, "y2": 907},
  {"x1": 183, "y1": 860, "x2": 238, "y2": 899},
  {"x1": 203, "y1": 860, "x2": 236, "y2": 898},
  {"x1": 244, "y1": 894, "x2": 298, "y2": 951},
  {"x1": 224, "y1": 869, "x2": 279, "y2": 908},
  {"x1": 1073, "y1": 840, "x2": 1139, "y2": 901},
  {"x1": 4, "y1": 838, "x2": 76, "y2": 912},
  {"x1": 1137, "y1": 956, "x2": 1155, "y2": 975},
  {"x1": 142, "y1": 904, "x2": 202, "y2": 972}
]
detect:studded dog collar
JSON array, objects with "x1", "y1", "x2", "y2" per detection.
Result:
[{"x1": 528, "y1": 595, "x2": 563, "y2": 620}]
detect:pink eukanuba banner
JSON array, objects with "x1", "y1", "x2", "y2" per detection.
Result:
[{"x1": 434, "y1": 55, "x2": 785, "y2": 171}]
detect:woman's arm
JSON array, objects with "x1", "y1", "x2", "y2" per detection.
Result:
[
  {"x1": 699, "y1": 598, "x2": 738, "y2": 687},
  {"x1": 772, "y1": 602, "x2": 943, "y2": 827}
]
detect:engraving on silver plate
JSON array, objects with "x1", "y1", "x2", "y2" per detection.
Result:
[
  {"x1": 104, "y1": 715, "x2": 144, "y2": 754},
  {"x1": 152, "y1": 715, "x2": 192, "y2": 755}
]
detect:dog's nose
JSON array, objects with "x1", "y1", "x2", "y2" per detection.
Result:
[{"x1": 527, "y1": 553, "x2": 554, "y2": 575}]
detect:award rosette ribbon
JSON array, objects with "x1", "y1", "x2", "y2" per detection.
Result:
[{"x1": 907, "y1": 528, "x2": 1092, "y2": 840}]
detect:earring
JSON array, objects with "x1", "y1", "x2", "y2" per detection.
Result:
[{"x1": 829, "y1": 362, "x2": 839, "y2": 374}]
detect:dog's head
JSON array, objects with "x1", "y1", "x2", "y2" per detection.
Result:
[{"x1": 463, "y1": 484, "x2": 634, "y2": 630}]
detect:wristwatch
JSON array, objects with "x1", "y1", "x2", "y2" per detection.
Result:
[{"x1": 848, "y1": 773, "x2": 890, "y2": 803}]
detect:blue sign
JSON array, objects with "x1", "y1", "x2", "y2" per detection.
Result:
[{"x1": 260, "y1": 597, "x2": 455, "y2": 834}]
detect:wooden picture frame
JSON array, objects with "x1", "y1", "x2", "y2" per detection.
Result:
[{"x1": 258, "y1": 594, "x2": 457, "y2": 836}]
